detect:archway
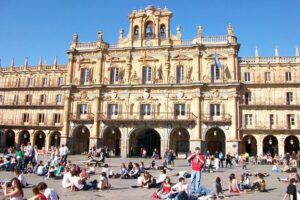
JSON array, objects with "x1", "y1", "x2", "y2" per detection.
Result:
[
  {"x1": 263, "y1": 135, "x2": 278, "y2": 156},
  {"x1": 284, "y1": 135, "x2": 299, "y2": 154},
  {"x1": 205, "y1": 128, "x2": 226, "y2": 155},
  {"x1": 6, "y1": 130, "x2": 15, "y2": 147},
  {"x1": 129, "y1": 128, "x2": 160, "y2": 157},
  {"x1": 34, "y1": 131, "x2": 46, "y2": 150},
  {"x1": 242, "y1": 135, "x2": 257, "y2": 156},
  {"x1": 19, "y1": 130, "x2": 30, "y2": 145},
  {"x1": 49, "y1": 131, "x2": 61, "y2": 149},
  {"x1": 73, "y1": 126, "x2": 90, "y2": 154},
  {"x1": 169, "y1": 128, "x2": 190, "y2": 154},
  {"x1": 103, "y1": 127, "x2": 121, "y2": 156}
]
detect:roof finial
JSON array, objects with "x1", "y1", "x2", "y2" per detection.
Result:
[
  {"x1": 296, "y1": 46, "x2": 299, "y2": 57},
  {"x1": 197, "y1": 25, "x2": 202, "y2": 38},
  {"x1": 24, "y1": 57, "x2": 28, "y2": 66},
  {"x1": 11, "y1": 58, "x2": 15, "y2": 67},
  {"x1": 227, "y1": 23, "x2": 233, "y2": 36},
  {"x1": 54, "y1": 56, "x2": 58, "y2": 66},
  {"x1": 275, "y1": 46, "x2": 279, "y2": 57},
  {"x1": 39, "y1": 56, "x2": 43, "y2": 66},
  {"x1": 255, "y1": 46, "x2": 259, "y2": 57}
]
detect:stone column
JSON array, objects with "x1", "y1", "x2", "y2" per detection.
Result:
[
  {"x1": 278, "y1": 141, "x2": 285, "y2": 156},
  {"x1": 90, "y1": 96, "x2": 100, "y2": 148},
  {"x1": 66, "y1": 55, "x2": 74, "y2": 85},
  {"x1": 257, "y1": 138, "x2": 263, "y2": 155},
  {"x1": 44, "y1": 130, "x2": 50, "y2": 150},
  {"x1": 62, "y1": 94, "x2": 71, "y2": 149}
]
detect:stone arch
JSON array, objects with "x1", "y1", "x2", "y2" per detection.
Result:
[
  {"x1": 205, "y1": 127, "x2": 226, "y2": 155},
  {"x1": 72, "y1": 125, "x2": 90, "y2": 154},
  {"x1": 284, "y1": 135, "x2": 299, "y2": 154},
  {"x1": 263, "y1": 135, "x2": 278, "y2": 156},
  {"x1": 242, "y1": 135, "x2": 257, "y2": 156},
  {"x1": 129, "y1": 127, "x2": 161, "y2": 157},
  {"x1": 33, "y1": 131, "x2": 46, "y2": 150},
  {"x1": 5, "y1": 129, "x2": 15, "y2": 147},
  {"x1": 18, "y1": 130, "x2": 30, "y2": 146},
  {"x1": 169, "y1": 127, "x2": 190, "y2": 154},
  {"x1": 103, "y1": 126, "x2": 121, "y2": 157},
  {"x1": 48, "y1": 131, "x2": 61, "y2": 149}
]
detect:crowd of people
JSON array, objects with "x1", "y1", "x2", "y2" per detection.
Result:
[{"x1": 1, "y1": 144, "x2": 300, "y2": 199}]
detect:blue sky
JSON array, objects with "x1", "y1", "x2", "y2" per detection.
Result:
[{"x1": 0, "y1": 0, "x2": 299, "y2": 66}]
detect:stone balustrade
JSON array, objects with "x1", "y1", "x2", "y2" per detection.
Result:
[
  {"x1": 0, "y1": 64, "x2": 67, "y2": 72},
  {"x1": 239, "y1": 56, "x2": 299, "y2": 64}
]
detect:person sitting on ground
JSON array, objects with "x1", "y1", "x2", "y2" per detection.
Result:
[
  {"x1": 62, "y1": 169, "x2": 73, "y2": 189},
  {"x1": 155, "y1": 169, "x2": 167, "y2": 187},
  {"x1": 137, "y1": 171, "x2": 154, "y2": 188},
  {"x1": 37, "y1": 182, "x2": 60, "y2": 200},
  {"x1": 281, "y1": 161, "x2": 290, "y2": 172},
  {"x1": 35, "y1": 161, "x2": 47, "y2": 176},
  {"x1": 139, "y1": 161, "x2": 145, "y2": 173},
  {"x1": 97, "y1": 172, "x2": 111, "y2": 191},
  {"x1": 127, "y1": 161, "x2": 133, "y2": 171},
  {"x1": 211, "y1": 177, "x2": 228, "y2": 199},
  {"x1": 251, "y1": 173, "x2": 266, "y2": 192},
  {"x1": 173, "y1": 170, "x2": 191, "y2": 178},
  {"x1": 228, "y1": 173, "x2": 240, "y2": 193},
  {"x1": 71, "y1": 174, "x2": 90, "y2": 191},
  {"x1": 14, "y1": 168, "x2": 28, "y2": 188},
  {"x1": 272, "y1": 162, "x2": 280, "y2": 172},
  {"x1": 151, "y1": 176, "x2": 172, "y2": 199},
  {"x1": 86, "y1": 164, "x2": 95, "y2": 175},
  {"x1": 278, "y1": 167, "x2": 300, "y2": 182},
  {"x1": 46, "y1": 166, "x2": 56, "y2": 179},
  {"x1": 28, "y1": 185, "x2": 47, "y2": 200},
  {"x1": 101, "y1": 164, "x2": 115, "y2": 178},
  {"x1": 283, "y1": 178, "x2": 297, "y2": 200},
  {"x1": 122, "y1": 163, "x2": 140, "y2": 179},
  {"x1": 239, "y1": 174, "x2": 251, "y2": 191},
  {"x1": 118, "y1": 163, "x2": 128, "y2": 178},
  {"x1": 168, "y1": 177, "x2": 189, "y2": 200},
  {"x1": 253, "y1": 172, "x2": 269, "y2": 177},
  {"x1": 1, "y1": 177, "x2": 24, "y2": 200},
  {"x1": 149, "y1": 159, "x2": 157, "y2": 170}
]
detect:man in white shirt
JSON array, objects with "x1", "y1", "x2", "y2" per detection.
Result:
[
  {"x1": 62, "y1": 171, "x2": 72, "y2": 188},
  {"x1": 38, "y1": 182, "x2": 60, "y2": 200},
  {"x1": 59, "y1": 144, "x2": 69, "y2": 163},
  {"x1": 24, "y1": 142, "x2": 34, "y2": 169}
]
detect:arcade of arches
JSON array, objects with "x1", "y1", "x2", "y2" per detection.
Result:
[{"x1": 205, "y1": 128, "x2": 226, "y2": 155}]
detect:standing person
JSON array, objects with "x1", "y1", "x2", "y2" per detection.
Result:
[
  {"x1": 219, "y1": 151, "x2": 224, "y2": 168},
  {"x1": 296, "y1": 151, "x2": 300, "y2": 169},
  {"x1": 24, "y1": 142, "x2": 34, "y2": 169},
  {"x1": 187, "y1": 147, "x2": 205, "y2": 193},
  {"x1": 283, "y1": 178, "x2": 297, "y2": 200},
  {"x1": 214, "y1": 151, "x2": 219, "y2": 171},
  {"x1": 15, "y1": 147, "x2": 23, "y2": 170},
  {"x1": 59, "y1": 144, "x2": 69, "y2": 164}
]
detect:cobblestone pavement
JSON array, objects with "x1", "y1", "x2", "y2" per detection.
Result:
[{"x1": 0, "y1": 155, "x2": 297, "y2": 200}]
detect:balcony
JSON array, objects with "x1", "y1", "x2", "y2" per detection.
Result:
[
  {"x1": 0, "y1": 101, "x2": 64, "y2": 109},
  {"x1": 0, "y1": 120, "x2": 62, "y2": 129},
  {"x1": 241, "y1": 123, "x2": 300, "y2": 131},
  {"x1": 98, "y1": 112, "x2": 196, "y2": 123},
  {"x1": 240, "y1": 99, "x2": 300, "y2": 108},
  {"x1": 69, "y1": 113, "x2": 94, "y2": 122},
  {"x1": 201, "y1": 114, "x2": 232, "y2": 123}
]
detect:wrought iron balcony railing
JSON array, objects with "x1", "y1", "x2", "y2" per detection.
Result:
[{"x1": 201, "y1": 114, "x2": 232, "y2": 123}]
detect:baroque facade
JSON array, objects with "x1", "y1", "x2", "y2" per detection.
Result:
[{"x1": 0, "y1": 6, "x2": 299, "y2": 157}]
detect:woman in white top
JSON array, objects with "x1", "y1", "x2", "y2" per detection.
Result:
[
  {"x1": 168, "y1": 177, "x2": 189, "y2": 199},
  {"x1": 1, "y1": 178, "x2": 24, "y2": 200},
  {"x1": 97, "y1": 172, "x2": 111, "y2": 190},
  {"x1": 62, "y1": 171, "x2": 73, "y2": 188},
  {"x1": 14, "y1": 168, "x2": 27, "y2": 187}
]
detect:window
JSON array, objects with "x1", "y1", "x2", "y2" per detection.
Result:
[
  {"x1": 175, "y1": 104, "x2": 185, "y2": 116},
  {"x1": 288, "y1": 114, "x2": 295, "y2": 127},
  {"x1": 110, "y1": 68, "x2": 119, "y2": 83},
  {"x1": 245, "y1": 92, "x2": 251, "y2": 105},
  {"x1": 79, "y1": 104, "x2": 88, "y2": 114},
  {"x1": 81, "y1": 68, "x2": 90, "y2": 83},
  {"x1": 142, "y1": 66, "x2": 151, "y2": 83},
  {"x1": 54, "y1": 114, "x2": 61, "y2": 123},
  {"x1": 38, "y1": 113, "x2": 45, "y2": 123},
  {"x1": 27, "y1": 78, "x2": 33, "y2": 87},
  {"x1": 244, "y1": 72, "x2": 251, "y2": 82},
  {"x1": 270, "y1": 114, "x2": 274, "y2": 126},
  {"x1": 13, "y1": 95, "x2": 19, "y2": 105},
  {"x1": 23, "y1": 113, "x2": 29, "y2": 123},
  {"x1": 15, "y1": 78, "x2": 20, "y2": 87},
  {"x1": 134, "y1": 26, "x2": 139, "y2": 40},
  {"x1": 141, "y1": 104, "x2": 151, "y2": 115},
  {"x1": 245, "y1": 114, "x2": 253, "y2": 126},
  {"x1": 211, "y1": 64, "x2": 220, "y2": 81},
  {"x1": 176, "y1": 65, "x2": 184, "y2": 83},
  {"x1": 145, "y1": 21, "x2": 154, "y2": 39},
  {"x1": 40, "y1": 94, "x2": 46, "y2": 104},
  {"x1": 0, "y1": 95, "x2": 3, "y2": 104},
  {"x1": 285, "y1": 72, "x2": 292, "y2": 82},
  {"x1": 25, "y1": 94, "x2": 32, "y2": 104},
  {"x1": 108, "y1": 104, "x2": 118, "y2": 115},
  {"x1": 287, "y1": 92, "x2": 293, "y2": 105},
  {"x1": 58, "y1": 77, "x2": 64, "y2": 86},
  {"x1": 56, "y1": 94, "x2": 62, "y2": 104},
  {"x1": 160, "y1": 24, "x2": 166, "y2": 39},
  {"x1": 264, "y1": 72, "x2": 271, "y2": 82},
  {"x1": 210, "y1": 104, "x2": 220, "y2": 116},
  {"x1": 42, "y1": 78, "x2": 48, "y2": 86}
]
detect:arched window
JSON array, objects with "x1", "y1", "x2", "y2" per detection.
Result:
[
  {"x1": 133, "y1": 26, "x2": 139, "y2": 40},
  {"x1": 176, "y1": 65, "x2": 184, "y2": 83},
  {"x1": 143, "y1": 66, "x2": 152, "y2": 83},
  {"x1": 145, "y1": 21, "x2": 154, "y2": 39},
  {"x1": 160, "y1": 24, "x2": 166, "y2": 39}
]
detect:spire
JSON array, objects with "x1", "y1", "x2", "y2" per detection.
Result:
[
  {"x1": 38, "y1": 56, "x2": 43, "y2": 66},
  {"x1": 197, "y1": 24, "x2": 202, "y2": 38},
  {"x1": 296, "y1": 46, "x2": 299, "y2": 57},
  {"x1": 275, "y1": 46, "x2": 279, "y2": 57},
  {"x1": 255, "y1": 46, "x2": 259, "y2": 57},
  {"x1": 54, "y1": 56, "x2": 58, "y2": 66},
  {"x1": 11, "y1": 58, "x2": 15, "y2": 67},
  {"x1": 24, "y1": 57, "x2": 28, "y2": 66}
]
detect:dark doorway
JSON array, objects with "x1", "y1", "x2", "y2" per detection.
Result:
[
  {"x1": 205, "y1": 128, "x2": 225, "y2": 155},
  {"x1": 19, "y1": 131, "x2": 30, "y2": 145},
  {"x1": 73, "y1": 126, "x2": 90, "y2": 154},
  {"x1": 263, "y1": 135, "x2": 278, "y2": 157},
  {"x1": 50, "y1": 132, "x2": 61, "y2": 148},
  {"x1": 285, "y1": 135, "x2": 299, "y2": 154},
  {"x1": 35, "y1": 131, "x2": 46, "y2": 150},
  {"x1": 6, "y1": 130, "x2": 15, "y2": 147}
]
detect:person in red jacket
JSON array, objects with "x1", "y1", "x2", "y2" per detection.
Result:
[{"x1": 187, "y1": 147, "x2": 205, "y2": 193}]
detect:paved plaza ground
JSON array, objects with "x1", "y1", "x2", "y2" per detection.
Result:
[{"x1": 0, "y1": 155, "x2": 297, "y2": 200}]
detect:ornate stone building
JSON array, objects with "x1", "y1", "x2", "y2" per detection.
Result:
[{"x1": 0, "y1": 6, "x2": 299, "y2": 157}]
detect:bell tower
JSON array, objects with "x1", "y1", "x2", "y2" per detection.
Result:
[{"x1": 118, "y1": 6, "x2": 173, "y2": 47}]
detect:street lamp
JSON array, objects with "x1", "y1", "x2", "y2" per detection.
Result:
[
  {"x1": 290, "y1": 138, "x2": 294, "y2": 145},
  {"x1": 82, "y1": 128, "x2": 85, "y2": 134},
  {"x1": 269, "y1": 137, "x2": 272, "y2": 145},
  {"x1": 178, "y1": 131, "x2": 181, "y2": 136},
  {"x1": 112, "y1": 129, "x2": 115, "y2": 134},
  {"x1": 214, "y1": 130, "x2": 217, "y2": 136},
  {"x1": 24, "y1": 133, "x2": 27, "y2": 139},
  {"x1": 39, "y1": 134, "x2": 42, "y2": 139},
  {"x1": 248, "y1": 137, "x2": 251, "y2": 144}
]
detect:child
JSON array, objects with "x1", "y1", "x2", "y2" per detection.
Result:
[{"x1": 97, "y1": 172, "x2": 111, "y2": 191}]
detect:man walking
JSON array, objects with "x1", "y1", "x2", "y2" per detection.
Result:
[
  {"x1": 59, "y1": 144, "x2": 69, "y2": 164},
  {"x1": 187, "y1": 147, "x2": 205, "y2": 193}
]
